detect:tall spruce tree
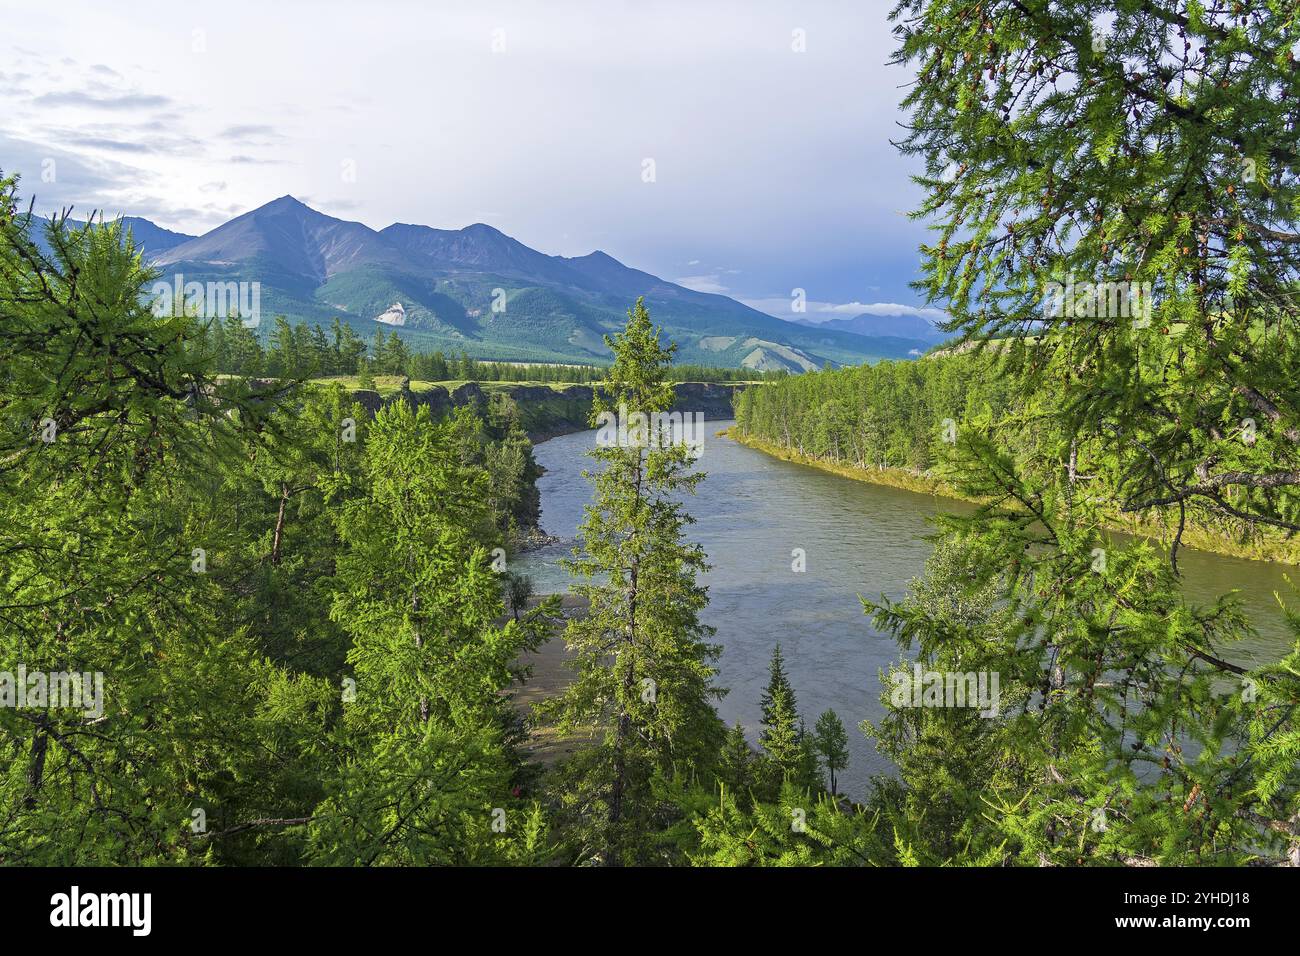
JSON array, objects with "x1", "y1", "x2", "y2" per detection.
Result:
[
  {"x1": 758, "y1": 642, "x2": 796, "y2": 728},
  {"x1": 544, "y1": 297, "x2": 724, "y2": 865},
  {"x1": 718, "y1": 723, "x2": 755, "y2": 799},
  {"x1": 757, "y1": 644, "x2": 812, "y2": 793}
]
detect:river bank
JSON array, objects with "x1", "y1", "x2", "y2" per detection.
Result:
[
  {"x1": 510, "y1": 593, "x2": 592, "y2": 767},
  {"x1": 725, "y1": 428, "x2": 1300, "y2": 566}
]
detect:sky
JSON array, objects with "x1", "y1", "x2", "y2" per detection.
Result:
[{"x1": 0, "y1": 0, "x2": 942, "y2": 323}]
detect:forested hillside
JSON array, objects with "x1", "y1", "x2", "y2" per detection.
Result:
[{"x1": 733, "y1": 347, "x2": 1300, "y2": 561}]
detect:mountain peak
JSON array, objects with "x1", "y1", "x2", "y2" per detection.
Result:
[
  {"x1": 249, "y1": 194, "x2": 319, "y2": 217},
  {"x1": 154, "y1": 193, "x2": 406, "y2": 278}
]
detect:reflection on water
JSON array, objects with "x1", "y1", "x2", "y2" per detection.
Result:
[{"x1": 516, "y1": 421, "x2": 1297, "y2": 797}]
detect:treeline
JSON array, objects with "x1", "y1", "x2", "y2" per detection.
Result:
[
  {"x1": 196, "y1": 315, "x2": 776, "y2": 384},
  {"x1": 735, "y1": 349, "x2": 1017, "y2": 473},
  {"x1": 733, "y1": 347, "x2": 1299, "y2": 560}
]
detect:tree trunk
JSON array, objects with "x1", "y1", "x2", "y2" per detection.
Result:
[
  {"x1": 24, "y1": 717, "x2": 49, "y2": 809},
  {"x1": 605, "y1": 451, "x2": 645, "y2": 866},
  {"x1": 606, "y1": 702, "x2": 631, "y2": 866},
  {"x1": 270, "y1": 482, "x2": 289, "y2": 564}
]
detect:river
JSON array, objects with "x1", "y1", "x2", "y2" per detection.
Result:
[{"x1": 516, "y1": 421, "x2": 1296, "y2": 797}]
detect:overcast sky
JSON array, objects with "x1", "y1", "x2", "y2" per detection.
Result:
[{"x1": 0, "y1": 0, "x2": 942, "y2": 322}]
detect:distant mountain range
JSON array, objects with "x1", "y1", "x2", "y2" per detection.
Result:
[
  {"x1": 37, "y1": 196, "x2": 938, "y2": 371},
  {"x1": 790, "y1": 312, "x2": 949, "y2": 351}
]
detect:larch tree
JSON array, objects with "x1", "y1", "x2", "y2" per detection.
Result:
[
  {"x1": 868, "y1": 0, "x2": 1300, "y2": 863},
  {"x1": 543, "y1": 297, "x2": 725, "y2": 866},
  {"x1": 309, "y1": 400, "x2": 553, "y2": 865}
]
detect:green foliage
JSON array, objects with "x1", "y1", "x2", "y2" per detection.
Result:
[
  {"x1": 307, "y1": 401, "x2": 555, "y2": 864},
  {"x1": 860, "y1": 0, "x2": 1300, "y2": 864},
  {"x1": 672, "y1": 780, "x2": 889, "y2": 867},
  {"x1": 0, "y1": 175, "x2": 559, "y2": 865},
  {"x1": 717, "y1": 723, "x2": 755, "y2": 799},
  {"x1": 813, "y1": 710, "x2": 851, "y2": 795},
  {"x1": 541, "y1": 298, "x2": 726, "y2": 865}
]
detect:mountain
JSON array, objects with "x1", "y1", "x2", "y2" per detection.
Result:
[
  {"x1": 793, "y1": 311, "x2": 950, "y2": 348},
  {"x1": 154, "y1": 195, "x2": 411, "y2": 286},
  {"x1": 29, "y1": 215, "x2": 195, "y2": 260},
  {"x1": 116, "y1": 217, "x2": 195, "y2": 255},
  {"x1": 136, "y1": 196, "x2": 932, "y2": 370}
]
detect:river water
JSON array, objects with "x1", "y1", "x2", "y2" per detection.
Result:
[{"x1": 516, "y1": 421, "x2": 1296, "y2": 797}]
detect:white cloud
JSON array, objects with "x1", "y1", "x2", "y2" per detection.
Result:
[
  {"x1": 674, "y1": 274, "x2": 729, "y2": 294},
  {"x1": 819, "y1": 301, "x2": 948, "y2": 321},
  {"x1": 740, "y1": 296, "x2": 947, "y2": 323}
]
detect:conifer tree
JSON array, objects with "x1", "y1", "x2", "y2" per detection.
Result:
[
  {"x1": 866, "y1": 0, "x2": 1300, "y2": 864},
  {"x1": 758, "y1": 642, "x2": 796, "y2": 728},
  {"x1": 718, "y1": 723, "x2": 754, "y2": 798},
  {"x1": 756, "y1": 644, "x2": 812, "y2": 792},
  {"x1": 544, "y1": 297, "x2": 724, "y2": 865},
  {"x1": 309, "y1": 400, "x2": 553, "y2": 865},
  {"x1": 812, "y1": 710, "x2": 850, "y2": 795},
  {"x1": 0, "y1": 175, "x2": 316, "y2": 863},
  {"x1": 758, "y1": 681, "x2": 803, "y2": 793}
]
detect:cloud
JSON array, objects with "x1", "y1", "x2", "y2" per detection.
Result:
[
  {"x1": 0, "y1": 71, "x2": 32, "y2": 95},
  {"x1": 35, "y1": 122, "x2": 203, "y2": 158},
  {"x1": 297, "y1": 196, "x2": 366, "y2": 213},
  {"x1": 739, "y1": 296, "x2": 947, "y2": 324},
  {"x1": 35, "y1": 90, "x2": 173, "y2": 110},
  {"x1": 674, "y1": 274, "x2": 729, "y2": 294},
  {"x1": 816, "y1": 301, "x2": 948, "y2": 322},
  {"x1": 62, "y1": 136, "x2": 156, "y2": 153},
  {"x1": 0, "y1": 129, "x2": 154, "y2": 216},
  {"x1": 228, "y1": 154, "x2": 292, "y2": 166},
  {"x1": 221, "y1": 124, "x2": 287, "y2": 145}
]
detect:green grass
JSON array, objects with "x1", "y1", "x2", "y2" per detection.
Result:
[{"x1": 310, "y1": 374, "x2": 408, "y2": 396}]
